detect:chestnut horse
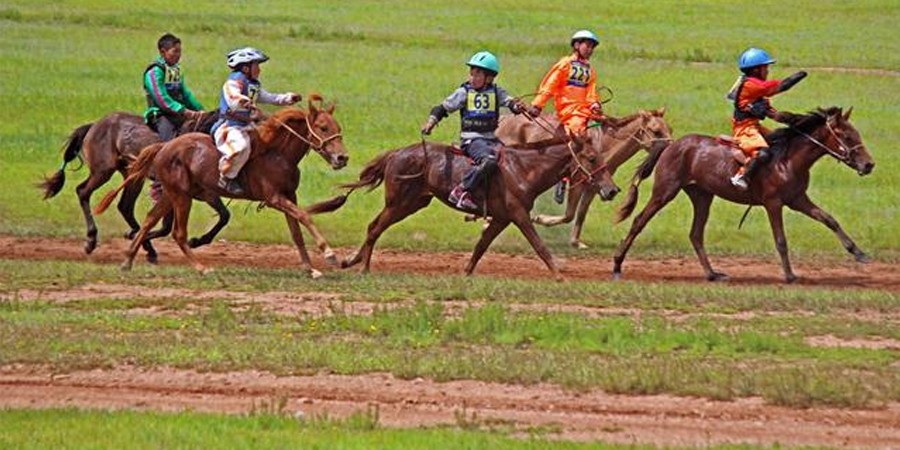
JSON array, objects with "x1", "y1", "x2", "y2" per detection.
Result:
[
  {"x1": 307, "y1": 141, "x2": 618, "y2": 280},
  {"x1": 39, "y1": 111, "x2": 220, "y2": 261},
  {"x1": 613, "y1": 107, "x2": 874, "y2": 283},
  {"x1": 96, "y1": 98, "x2": 348, "y2": 277},
  {"x1": 497, "y1": 108, "x2": 673, "y2": 248}
]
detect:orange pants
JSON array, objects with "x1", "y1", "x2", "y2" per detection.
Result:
[{"x1": 732, "y1": 123, "x2": 771, "y2": 175}]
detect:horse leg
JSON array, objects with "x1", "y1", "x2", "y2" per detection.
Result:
[
  {"x1": 141, "y1": 211, "x2": 174, "y2": 264},
  {"x1": 345, "y1": 196, "x2": 432, "y2": 273},
  {"x1": 612, "y1": 183, "x2": 680, "y2": 280},
  {"x1": 188, "y1": 197, "x2": 230, "y2": 248},
  {"x1": 75, "y1": 168, "x2": 115, "y2": 254},
  {"x1": 122, "y1": 197, "x2": 172, "y2": 271},
  {"x1": 684, "y1": 185, "x2": 727, "y2": 281},
  {"x1": 117, "y1": 177, "x2": 144, "y2": 239},
  {"x1": 464, "y1": 217, "x2": 511, "y2": 276},
  {"x1": 169, "y1": 194, "x2": 208, "y2": 273},
  {"x1": 284, "y1": 213, "x2": 321, "y2": 279},
  {"x1": 787, "y1": 194, "x2": 869, "y2": 263},
  {"x1": 532, "y1": 183, "x2": 578, "y2": 226},
  {"x1": 763, "y1": 202, "x2": 796, "y2": 283},
  {"x1": 511, "y1": 208, "x2": 564, "y2": 281},
  {"x1": 570, "y1": 189, "x2": 596, "y2": 249},
  {"x1": 267, "y1": 194, "x2": 337, "y2": 267}
]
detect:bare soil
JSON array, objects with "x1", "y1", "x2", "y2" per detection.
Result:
[{"x1": 2, "y1": 235, "x2": 899, "y2": 448}]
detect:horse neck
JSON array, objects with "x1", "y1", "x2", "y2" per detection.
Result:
[
  {"x1": 596, "y1": 117, "x2": 645, "y2": 169},
  {"x1": 506, "y1": 144, "x2": 578, "y2": 192},
  {"x1": 781, "y1": 126, "x2": 830, "y2": 173},
  {"x1": 257, "y1": 117, "x2": 311, "y2": 165}
]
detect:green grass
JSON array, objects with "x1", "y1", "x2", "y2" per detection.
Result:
[
  {"x1": 0, "y1": 0, "x2": 897, "y2": 259},
  {"x1": 0, "y1": 408, "x2": 838, "y2": 450}
]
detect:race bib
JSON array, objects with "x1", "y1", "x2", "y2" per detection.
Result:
[
  {"x1": 567, "y1": 61, "x2": 591, "y2": 87},
  {"x1": 164, "y1": 66, "x2": 182, "y2": 84},
  {"x1": 466, "y1": 91, "x2": 495, "y2": 115}
]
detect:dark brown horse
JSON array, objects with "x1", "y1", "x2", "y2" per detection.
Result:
[
  {"x1": 613, "y1": 107, "x2": 874, "y2": 283},
  {"x1": 308, "y1": 140, "x2": 619, "y2": 280},
  {"x1": 95, "y1": 98, "x2": 348, "y2": 277},
  {"x1": 498, "y1": 108, "x2": 673, "y2": 248},
  {"x1": 39, "y1": 111, "x2": 220, "y2": 261}
]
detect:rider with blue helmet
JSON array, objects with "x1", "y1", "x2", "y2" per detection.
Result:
[
  {"x1": 421, "y1": 51, "x2": 528, "y2": 211},
  {"x1": 727, "y1": 47, "x2": 807, "y2": 190}
]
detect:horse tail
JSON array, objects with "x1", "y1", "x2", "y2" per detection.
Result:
[
  {"x1": 306, "y1": 150, "x2": 394, "y2": 215},
  {"x1": 94, "y1": 142, "x2": 164, "y2": 215},
  {"x1": 615, "y1": 139, "x2": 669, "y2": 224},
  {"x1": 38, "y1": 123, "x2": 92, "y2": 199}
]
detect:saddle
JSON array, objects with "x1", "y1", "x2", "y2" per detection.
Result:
[{"x1": 716, "y1": 135, "x2": 749, "y2": 166}]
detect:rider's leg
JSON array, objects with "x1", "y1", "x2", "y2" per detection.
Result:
[
  {"x1": 155, "y1": 116, "x2": 178, "y2": 141},
  {"x1": 214, "y1": 125, "x2": 250, "y2": 195},
  {"x1": 731, "y1": 125, "x2": 768, "y2": 189}
]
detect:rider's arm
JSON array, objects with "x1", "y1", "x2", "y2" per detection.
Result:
[
  {"x1": 179, "y1": 73, "x2": 204, "y2": 111},
  {"x1": 144, "y1": 66, "x2": 186, "y2": 114},
  {"x1": 777, "y1": 71, "x2": 808, "y2": 93},
  {"x1": 222, "y1": 78, "x2": 251, "y2": 110},
  {"x1": 496, "y1": 86, "x2": 525, "y2": 114},
  {"x1": 532, "y1": 58, "x2": 569, "y2": 109},
  {"x1": 256, "y1": 87, "x2": 297, "y2": 106}
]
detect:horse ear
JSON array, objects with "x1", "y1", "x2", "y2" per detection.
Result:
[
  {"x1": 327, "y1": 102, "x2": 335, "y2": 115},
  {"x1": 656, "y1": 106, "x2": 666, "y2": 116},
  {"x1": 308, "y1": 98, "x2": 319, "y2": 116},
  {"x1": 843, "y1": 106, "x2": 853, "y2": 120}
]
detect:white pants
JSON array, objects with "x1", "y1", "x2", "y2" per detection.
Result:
[{"x1": 214, "y1": 124, "x2": 251, "y2": 179}]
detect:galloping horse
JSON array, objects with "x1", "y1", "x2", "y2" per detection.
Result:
[
  {"x1": 497, "y1": 108, "x2": 672, "y2": 248},
  {"x1": 96, "y1": 97, "x2": 348, "y2": 277},
  {"x1": 613, "y1": 107, "x2": 874, "y2": 283},
  {"x1": 307, "y1": 140, "x2": 619, "y2": 280},
  {"x1": 39, "y1": 111, "x2": 220, "y2": 261}
]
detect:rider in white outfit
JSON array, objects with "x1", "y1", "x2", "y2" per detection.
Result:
[{"x1": 209, "y1": 47, "x2": 300, "y2": 195}]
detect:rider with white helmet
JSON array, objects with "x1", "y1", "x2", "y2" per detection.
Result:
[
  {"x1": 727, "y1": 47, "x2": 807, "y2": 190},
  {"x1": 421, "y1": 51, "x2": 528, "y2": 210},
  {"x1": 209, "y1": 47, "x2": 302, "y2": 195}
]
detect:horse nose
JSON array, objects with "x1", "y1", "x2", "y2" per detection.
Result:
[
  {"x1": 863, "y1": 161, "x2": 874, "y2": 174},
  {"x1": 334, "y1": 154, "x2": 349, "y2": 168},
  {"x1": 602, "y1": 185, "x2": 620, "y2": 201}
]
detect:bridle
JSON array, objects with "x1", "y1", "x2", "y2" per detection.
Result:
[
  {"x1": 793, "y1": 116, "x2": 860, "y2": 164},
  {"x1": 271, "y1": 113, "x2": 343, "y2": 159}
]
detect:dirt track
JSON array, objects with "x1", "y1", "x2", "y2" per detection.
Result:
[{"x1": 2, "y1": 235, "x2": 899, "y2": 448}]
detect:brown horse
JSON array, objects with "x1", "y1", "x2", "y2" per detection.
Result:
[
  {"x1": 95, "y1": 98, "x2": 348, "y2": 277},
  {"x1": 497, "y1": 108, "x2": 673, "y2": 248},
  {"x1": 307, "y1": 140, "x2": 619, "y2": 280},
  {"x1": 39, "y1": 111, "x2": 221, "y2": 261},
  {"x1": 613, "y1": 107, "x2": 875, "y2": 283}
]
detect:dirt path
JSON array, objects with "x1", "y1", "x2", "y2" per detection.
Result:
[
  {"x1": 1, "y1": 235, "x2": 897, "y2": 291},
  {"x1": 0, "y1": 365, "x2": 897, "y2": 448}
]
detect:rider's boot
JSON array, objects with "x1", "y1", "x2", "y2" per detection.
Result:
[
  {"x1": 218, "y1": 175, "x2": 245, "y2": 196},
  {"x1": 449, "y1": 185, "x2": 478, "y2": 210}
]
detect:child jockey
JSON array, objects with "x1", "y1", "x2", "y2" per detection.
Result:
[
  {"x1": 143, "y1": 33, "x2": 205, "y2": 141},
  {"x1": 528, "y1": 29, "x2": 606, "y2": 201},
  {"x1": 421, "y1": 51, "x2": 528, "y2": 210},
  {"x1": 727, "y1": 47, "x2": 807, "y2": 189},
  {"x1": 209, "y1": 47, "x2": 300, "y2": 195}
]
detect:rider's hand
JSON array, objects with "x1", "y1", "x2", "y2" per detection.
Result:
[
  {"x1": 527, "y1": 105, "x2": 542, "y2": 117},
  {"x1": 590, "y1": 102, "x2": 603, "y2": 115},
  {"x1": 510, "y1": 99, "x2": 527, "y2": 114},
  {"x1": 420, "y1": 117, "x2": 437, "y2": 135},
  {"x1": 286, "y1": 92, "x2": 302, "y2": 104}
]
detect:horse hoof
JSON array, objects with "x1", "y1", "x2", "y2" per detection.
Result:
[
  {"x1": 125, "y1": 229, "x2": 138, "y2": 240},
  {"x1": 571, "y1": 241, "x2": 588, "y2": 250},
  {"x1": 120, "y1": 262, "x2": 133, "y2": 272},
  {"x1": 612, "y1": 271, "x2": 621, "y2": 281},
  {"x1": 707, "y1": 272, "x2": 729, "y2": 282},
  {"x1": 309, "y1": 269, "x2": 324, "y2": 279},
  {"x1": 198, "y1": 266, "x2": 214, "y2": 275},
  {"x1": 785, "y1": 274, "x2": 798, "y2": 284},
  {"x1": 323, "y1": 250, "x2": 339, "y2": 267},
  {"x1": 146, "y1": 254, "x2": 158, "y2": 265},
  {"x1": 188, "y1": 238, "x2": 203, "y2": 248},
  {"x1": 855, "y1": 253, "x2": 872, "y2": 264},
  {"x1": 84, "y1": 240, "x2": 97, "y2": 255}
]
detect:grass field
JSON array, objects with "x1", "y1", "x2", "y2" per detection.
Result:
[
  {"x1": 1, "y1": 2, "x2": 898, "y2": 448},
  {"x1": 1, "y1": 0, "x2": 897, "y2": 259}
]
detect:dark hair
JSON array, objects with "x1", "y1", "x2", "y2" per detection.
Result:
[{"x1": 157, "y1": 33, "x2": 181, "y2": 51}]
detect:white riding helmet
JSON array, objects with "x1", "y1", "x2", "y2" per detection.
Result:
[{"x1": 226, "y1": 47, "x2": 269, "y2": 69}]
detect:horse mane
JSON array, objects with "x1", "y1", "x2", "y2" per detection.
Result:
[
  {"x1": 766, "y1": 106, "x2": 841, "y2": 159},
  {"x1": 256, "y1": 107, "x2": 308, "y2": 145}
]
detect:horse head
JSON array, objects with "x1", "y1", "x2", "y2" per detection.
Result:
[
  {"x1": 825, "y1": 107, "x2": 874, "y2": 176},
  {"x1": 572, "y1": 144, "x2": 619, "y2": 201},
  {"x1": 305, "y1": 94, "x2": 349, "y2": 170}
]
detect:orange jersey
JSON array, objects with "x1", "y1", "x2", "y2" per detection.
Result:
[
  {"x1": 532, "y1": 55, "x2": 599, "y2": 133},
  {"x1": 732, "y1": 76, "x2": 781, "y2": 130}
]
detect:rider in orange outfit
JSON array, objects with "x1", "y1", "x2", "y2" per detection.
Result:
[{"x1": 727, "y1": 47, "x2": 807, "y2": 189}]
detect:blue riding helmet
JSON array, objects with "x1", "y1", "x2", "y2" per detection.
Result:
[
  {"x1": 466, "y1": 51, "x2": 500, "y2": 75},
  {"x1": 738, "y1": 48, "x2": 776, "y2": 70},
  {"x1": 570, "y1": 29, "x2": 600, "y2": 46}
]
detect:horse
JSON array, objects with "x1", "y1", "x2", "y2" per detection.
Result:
[
  {"x1": 612, "y1": 107, "x2": 875, "y2": 283},
  {"x1": 95, "y1": 97, "x2": 349, "y2": 277},
  {"x1": 38, "y1": 110, "x2": 222, "y2": 262},
  {"x1": 497, "y1": 108, "x2": 673, "y2": 248},
  {"x1": 305, "y1": 140, "x2": 619, "y2": 280}
]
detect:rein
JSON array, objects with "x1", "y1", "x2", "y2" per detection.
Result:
[
  {"x1": 793, "y1": 120, "x2": 858, "y2": 164},
  {"x1": 271, "y1": 114, "x2": 342, "y2": 159}
]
